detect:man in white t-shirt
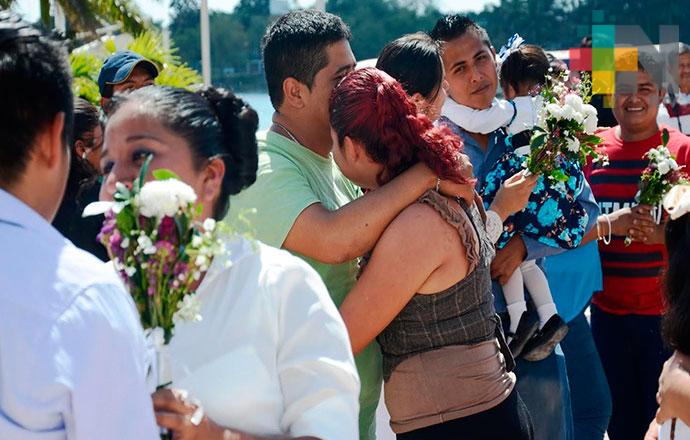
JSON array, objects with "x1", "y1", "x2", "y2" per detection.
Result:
[
  {"x1": 0, "y1": 12, "x2": 158, "y2": 439},
  {"x1": 658, "y1": 43, "x2": 690, "y2": 134}
]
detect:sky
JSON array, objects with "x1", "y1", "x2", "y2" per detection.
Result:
[{"x1": 12, "y1": 0, "x2": 498, "y2": 26}]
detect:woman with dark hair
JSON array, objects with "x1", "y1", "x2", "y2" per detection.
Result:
[
  {"x1": 644, "y1": 184, "x2": 690, "y2": 440},
  {"x1": 376, "y1": 32, "x2": 447, "y2": 121},
  {"x1": 100, "y1": 85, "x2": 360, "y2": 440},
  {"x1": 52, "y1": 98, "x2": 108, "y2": 260},
  {"x1": 332, "y1": 67, "x2": 534, "y2": 439}
]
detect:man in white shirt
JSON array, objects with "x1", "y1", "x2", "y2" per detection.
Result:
[
  {"x1": 658, "y1": 43, "x2": 690, "y2": 134},
  {"x1": 0, "y1": 12, "x2": 158, "y2": 439}
]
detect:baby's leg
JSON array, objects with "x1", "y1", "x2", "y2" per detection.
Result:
[
  {"x1": 502, "y1": 268, "x2": 527, "y2": 336},
  {"x1": 520, "y1": 260, "x2": 558, "y2": 328}
]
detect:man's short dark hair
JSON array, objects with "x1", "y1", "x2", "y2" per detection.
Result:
[
  {"x1": 0, "y1": 12, "x2": 73, "y2": 188},
  {"x1": 261, "y1": 9, "x2": 351, "y2": 110},
  {"x1": 429, "y1": 15, "x2": 492, "y2": 49}
]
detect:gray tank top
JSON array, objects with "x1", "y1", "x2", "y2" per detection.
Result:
[{"x1": 376, "y1": 190, "x2": 501, "y2": 381}]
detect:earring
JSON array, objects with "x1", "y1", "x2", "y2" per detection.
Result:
[{"x1": 81, "y1": 149, "x2": 89, "y2": 160}]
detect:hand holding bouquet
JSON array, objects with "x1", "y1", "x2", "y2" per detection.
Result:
[
  {"x1": 624, "y1": 129, "x2": 688, "y2": 245},
  {"x1": 526, "y1": 72, "x2": 607, "y2": 181},
  {"x1": 84, "y1": 156, "x2": 224, "y2": 386}
]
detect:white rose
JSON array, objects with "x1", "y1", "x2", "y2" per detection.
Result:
[
  {"x1": 658, "y1": 159, "x2": 671, "y2": 175},
  {"x1": 584, "y1": 114, "x2": 598, "y2": 134},
  {"x1": 670, "y1": 158, "x2": 680, "y2": 171},
  {"x1": 564, "y1": 94, "x2": 584, "y2": 112},
  {"x1": 546, "y1": 103, "x2": 563, "y2": 119},
  {"x1": 139, "y1": 179, "x2": 198, "y2": 218},
  {"x1": 560, "y1": 104, "x2": 575, "y2": 120},
  {"x1": 566, "y1": 136, "x2": 581, "y2": 153},
  {"x1": 582, "y1": 104, "x2": 597, "y2": 117}
]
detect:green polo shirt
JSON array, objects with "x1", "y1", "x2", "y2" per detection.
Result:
[{"x1": 227, "y1": 130, "x2": 382, "y2": 440}]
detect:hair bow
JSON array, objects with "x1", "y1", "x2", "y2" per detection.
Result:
[
  {"x1": 663, "y1": 184, "x2": 690, "y2": 220},
  {"x1": 496, "y1": 33, "x2": 525, "y2": 66}
]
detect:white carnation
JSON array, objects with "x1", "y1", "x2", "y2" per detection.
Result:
[
  {"x1": 546, "y1": 103, "x2": 563, "y2": 119},
  {"x1": 564, "y1": 94, "x2": 584, "y2": 112},
  {"x1": 584, "y1": 114, "x2": 598, "y2": 135},
  {"x1": 560, "y1": 104, "x2": 575, "y2": 120},
  {"x1": 658, "y1": 160, "x2": 671, "y2": 175},
  {"x1": 566, "y1": 136, "x2": 581, "y2": 153},
  {"x1": 139, "y1": 179, "x2": 197, "y2": 218},
  {"x1": 572, "y1": 111, "x2": 585, "y2": 124}
]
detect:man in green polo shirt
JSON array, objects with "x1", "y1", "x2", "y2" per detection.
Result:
[{"x1": 228, "y1": 10, "x2": 457, "y2": 439}]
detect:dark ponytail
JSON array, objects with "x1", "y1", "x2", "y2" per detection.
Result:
[
  {"x1": 663, "y1": 215, "x2": 690, "y2": 355},
  {"x1": 198, "y1": 87, "x2": 258, "y2": 217},
  {"x1": 109, "y1": 85, "x2": 258, "y2": 219}
]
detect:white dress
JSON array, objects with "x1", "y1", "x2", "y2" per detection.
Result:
[{"x1": 166, "y1": 236, "x2": 360, "y2": 440}]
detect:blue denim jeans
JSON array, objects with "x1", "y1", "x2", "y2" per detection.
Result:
[
  {"x1": 500, "y1": 311, "x2": 574, "y2": 440},
  {"x1": 561, "y1": 309, "x2": 612, "y2": 439}
]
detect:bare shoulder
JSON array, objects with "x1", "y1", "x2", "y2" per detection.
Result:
[{"x1": 377, "y1": 201, "x2": 459, "y2": 250}]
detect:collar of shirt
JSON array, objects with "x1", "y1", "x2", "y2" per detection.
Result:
[
  {"x1": 439, "y1": 115, "x2": 508, "y2": 184},
  {"x1": 0, "y1": 188, "x2": 62, "y2": 243}
]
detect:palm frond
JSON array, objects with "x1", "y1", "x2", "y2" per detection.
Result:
[
  {"x1": 127, "y1": 30, "x2": 180, "y2": 68},
  {"x1": 53, "y1": 0, "x2": 149, "y2": 35},
  {"x1": 155, "y1": 63, "x2": 202, "y2": 90},
  {"x1": 70, "y1": 51, "x2": 102, "y2": 105}
]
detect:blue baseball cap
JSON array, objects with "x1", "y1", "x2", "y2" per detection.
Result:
[{"x1": 97, "y1": 50, "x2": 159, "y2": 97}]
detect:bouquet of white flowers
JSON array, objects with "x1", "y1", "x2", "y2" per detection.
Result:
[
  {"x1": 84, "y1": 156, "x2": 224, "y2": 389},
  {"x1": 526, "y1": 72, "x2": 607, "y2": 181}
]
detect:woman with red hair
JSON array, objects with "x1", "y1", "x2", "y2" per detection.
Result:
[{"x1": 332, "y1": 67, "x2": 534, "y2": 439}]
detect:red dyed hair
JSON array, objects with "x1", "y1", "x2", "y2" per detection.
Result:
[{"x1": 329, "y1": 67, "x2": 467, "y2": 186}]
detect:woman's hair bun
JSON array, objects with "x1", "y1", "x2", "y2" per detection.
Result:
[{"x1": 198, "y1": 86, "x2": 259, "y2": 197}]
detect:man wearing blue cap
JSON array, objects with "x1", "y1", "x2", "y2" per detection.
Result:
[{"x1": 98, "y1": 50, "x2": 158, "y2": 113}]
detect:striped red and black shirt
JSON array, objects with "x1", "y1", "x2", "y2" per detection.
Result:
[{"x1": 586, "y1": 126, "x2": 690, "y2": 315}]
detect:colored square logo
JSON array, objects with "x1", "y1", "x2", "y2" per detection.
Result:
[
  {"x1": 603, "y1": 94, "x2": 615, "y2": 108},
  {"x1": 593, "y1": 48, "x2": 615, "y2": 70},
  {"x1": 593, "y1": 70, "x2": 615, "y2": 94},
  {"x1": 615, "y1": 47, "x2": 638, "y2": 71},
  {"x1": 592, "y1": 25, "x2": 615, "y2": 47},
  {"x1": 570, "y1": 48, "x2": 592, "y2": 71}
]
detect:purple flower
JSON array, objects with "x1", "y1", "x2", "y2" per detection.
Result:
[
  {"x1": 97, "y1": 212, "x2": 116, "y2": 245},
  {"x1": 158, "y1": 216, "x2": 177, "y2": 242},
  {"x1": 155, "y1": 240, "x2": 177, "y2": 274},
  {"x1": 109, "y1": 230, "x2": 122, "y2": 249}
]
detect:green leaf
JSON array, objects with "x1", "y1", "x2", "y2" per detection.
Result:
[
  {"x1": 116, "y1": 208, "x2": 135, "y2": 236},
  {"x1": 152, "y1": 169, "x2": 181, "y2": 181},
  {"x1": 662, "y1": 128, "x2": 670, "y2": 147},
  {"x1": 530, "y1": 132, "x2": 547, "y2": 149},
  {"x1": 136, "y1": 154, "x2": 154, "y2": 192}
]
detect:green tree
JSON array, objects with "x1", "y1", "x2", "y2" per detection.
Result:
[
  {"x1": 326, "y1": 0, "x2": 441, "y2": 59},
  {"x1": 1, "y1": 0, "x2": 149, "y2": 35}
]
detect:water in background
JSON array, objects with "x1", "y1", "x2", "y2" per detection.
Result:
[{"x1": 238, "y1": 92, "x2": 274, "y2": 130}]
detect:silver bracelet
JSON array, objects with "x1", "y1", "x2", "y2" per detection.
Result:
[{"x1": 602, "y1": 214, "x2": 612, "y2": 245}]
